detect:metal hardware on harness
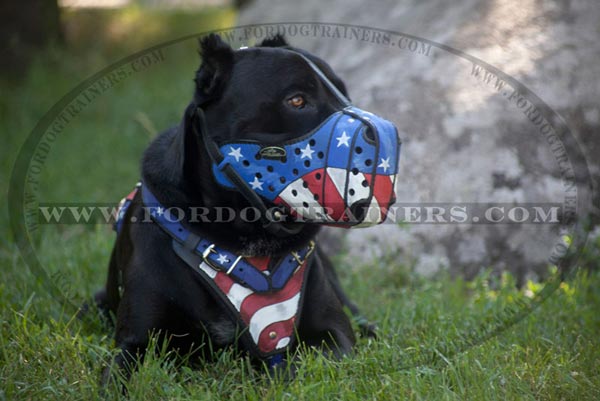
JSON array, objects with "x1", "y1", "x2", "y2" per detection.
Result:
[
  {"x1": 201, "y1": 244, "x2": 217, "y2": 268},
  {"x1": 293, "y1": 241, "x2": 315, "y2": 273},
  {"x1": 226, "y1": 255, "x2": 243, "y2": 275}
]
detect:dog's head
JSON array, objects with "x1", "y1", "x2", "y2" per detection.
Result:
[{"x1": 178, "y1": 34, "x2": 400, "y2": 242}]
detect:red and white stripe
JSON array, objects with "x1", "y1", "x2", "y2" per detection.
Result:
[
  {"x1": 198, "y1": 256, "x2": 306, "y2": 354},
  {"x1": 274, "y1": 167, "x2": 397, "y2": 224}
]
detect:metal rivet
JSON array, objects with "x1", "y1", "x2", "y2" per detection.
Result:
[
  {"x1": 273, "y1": 211, "x2": 282, "y2": 220},
  {"x1": 269, "y1": 331, "x2": 277, "y2": 339}
]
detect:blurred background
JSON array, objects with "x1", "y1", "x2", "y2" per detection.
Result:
[{"x1": 1, "y1": 0, "x2": 599, "y2": 291}]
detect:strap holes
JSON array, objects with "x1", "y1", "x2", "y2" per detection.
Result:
[
  {"x1": 304, "y1": 160, "x2": 310, "y2": 168},
  {"x1": 309, "y1": 139, "x2": 316, "y2": 146},
  {"x1": 355, "y1": 146, "x2": 363, "y2": 154},
  {"x1": 256, "y1": 172, "x2": 262, "y2": 179},
  {"x1": 268, "y1": 185, "x2": 275, "y2": 192},
  {"x1": 313, "y1": 194, "x2": 319, "y2": 200},
  {"x1": 365, "y1": 159, "x2": 372, "y2": 166},
  {"x1": 243, "y1": 160, "x2": 250, "y2": 167},
  {"x1": 351, "y1": 167, "x2": 359, "y2": 175},
  {"x1": 302, "y1": 202, "x2": 309, "y2": 208},
  {"x1": 362, "y1": 180, "x2": 369, "y2": 187},
  {"x1": 349, "y1": 188, "x2": 355, "y2": 196},
  {"x1": 292, "y1": 189, "x2": 298, "y2": 196},
  {"x1": 294, "y1": 148, "x2": 301, "y2": 155},
  {"x1": 267, "y1": 165, "x2": 274, "y2": 172},
  {"x1": 292, "y1": 168, "x2": 299, "y2": 176},
  {"x1": 302, "y1": 181, "x2": 309, "y2": 188},
  {"x1": 279, "y1": 177, "x2": 286, "y2": 183},
  {"x1": 317, "y1": 151, "x2": 324, "y2": 159},
  {"x1": 315, "y1": 173, "x2": 321, "y2": 180}
]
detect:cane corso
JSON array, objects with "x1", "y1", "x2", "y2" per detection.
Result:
[{"x1": 95, "y1": 33, "x2": 400, "y2": 384}]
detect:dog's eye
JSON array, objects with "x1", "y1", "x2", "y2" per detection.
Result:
[{"x1": 287, "y1": 95, "x2": 306, "y2": 109}]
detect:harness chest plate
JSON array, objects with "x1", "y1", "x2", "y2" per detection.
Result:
[{"x1": 114, "y1": 183, "x2": 314, "y2": 361}]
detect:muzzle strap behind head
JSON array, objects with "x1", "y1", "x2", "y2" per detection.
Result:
[{"x1": 291, "y1": 51, "x2": 351, "y2": 107}]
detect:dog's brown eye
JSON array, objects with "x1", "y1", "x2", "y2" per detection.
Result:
[{"x1": 287, "y1": 95, "x2": 306, "y2": 108}]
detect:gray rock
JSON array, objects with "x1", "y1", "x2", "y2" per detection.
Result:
[{"x1": 237, "y1": 0, "x2": 599, "y2": 281}]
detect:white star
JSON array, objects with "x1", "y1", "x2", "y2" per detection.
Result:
[
  {"x1": 228, "y1": 146, "x2": 243, "y2": 162},
  {"x1": 300, "y1": 143, "x2": 315, "y2": 159},
  {"x1": 156, "y1": 207, "x2": 164, "y2": 216},
  {"x1": 216, "y1": 254, "x2": 229, "y2": 264},
  {"x1": 249, "y1": 176, "x2": 264, "y2": 190},
  {"x1": 378, "y1": 157, "x2": 391, "y2": 173},
  {"x1": 336, "y1": 131, "x2": 351, "y2": 147}
]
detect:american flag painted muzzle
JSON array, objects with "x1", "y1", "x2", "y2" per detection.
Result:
[{"x1": 211, "y1": 106, "x2": 401, "y2": 227}]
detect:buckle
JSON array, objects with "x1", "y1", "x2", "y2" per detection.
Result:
[
  {"x1": 200, "y1": 244, "x2": 218, "y2": 270},
  {"x1": 202, "y1": 244, "x2": 217, "y2": 260},
  {"x1": 201, "y1": 244, "x2": 243, "y2": 276},
  {"x1": 292, "y1": 241, "x2": 315, "y2": 273}
]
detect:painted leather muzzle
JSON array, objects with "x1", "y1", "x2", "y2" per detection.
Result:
[{"x1": 211, "y1": 106, "x2": 401, "y2": 226}]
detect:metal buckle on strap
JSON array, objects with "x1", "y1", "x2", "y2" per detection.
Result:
[
  {"x1": 200, "y1": 244, "x2": 218, "y2": 270},
  {"x1": 292, "y1": 241, "x2": 315, "y2": 273},
  {"x1": 202, "y1": 244, "x2": 244, "y2": 276},
  {"x1": 202, "y1": 244, "x2": 217, "y2": 260}
]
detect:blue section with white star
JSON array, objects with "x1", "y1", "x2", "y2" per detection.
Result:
[{"x1": 211, "y1": 106, "x2": 400, "y2": 201}]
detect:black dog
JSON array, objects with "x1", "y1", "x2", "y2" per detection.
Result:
[{"x1": 95, "y1": 34, "x2": 393, "y2": 385}]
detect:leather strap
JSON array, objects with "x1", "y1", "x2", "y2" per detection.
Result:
[{"x1": 141, "y1": 183, "x2": 314, "y2": 293}]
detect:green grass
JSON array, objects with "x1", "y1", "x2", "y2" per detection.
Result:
[{"x1": 1, "y1": 7, "x2": 600, "y2": 400}]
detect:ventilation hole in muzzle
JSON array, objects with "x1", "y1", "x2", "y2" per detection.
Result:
[
  {"x1": 349, "y1": 200, "x2": 370, "y2": 222},
  {"x1": 255, "y1": 153, "x2": 262, "y2": 160},
  {"x1": 294, "y1": 148, "x2": 301, "y2": 155},
  {"x1": 365, "y1": 159, "x2": 372, "y2": 167},
  {"x1": 302, "y1": 181, "x2": 309, "y2": 188},
  {"x1": 268, "y1": 185, "x2": 275, "y2": 192},
  {"x1": 349, "y1": 188, "x2": 355, "y2": 196},
  {"x1": 361, "y1": 180, "x2": 369, "y2": 187},
  {"x1": 292, "y1": 189, "x2": 298, "y2": 196},
  {"x1": 351, "y1": 168, "x2": 359, "y2": 175},
  {"x1": 267, "y1": 165, "x2": 274, "y2": 172},
  {"x1": 309, "y1": 139, "x2": 316, "y2": 146},
  {"x1": 317, "y1": 151, "x2": 324, "y2": 159},
  {"x1": 313, "y1": 194, "x2": 319, "y2": 200},
  {"x1": 243, "y1": 160, "x2": 250, "y2": 167},
  {"x1": 302, "y1": 202, "x2": 309, "y2": 208},
  {"x1": 293, "y1": 168, "x2": 299, "y2": 176},
  {"x1": 315, "y1": 173, "x2": 321, "y2": 180},
  {"x1": 256, "y1": 172, "x2": 262, "y2": 179},
  {"x1": 304, "y1": 160, "x2": 310, "y2": 168},
  {"x1": 355, "y1": 146, "x2": 363, "y2": 154},
  {"x1": 280, "y1": 177, "x2": 286, "y2": 183}
]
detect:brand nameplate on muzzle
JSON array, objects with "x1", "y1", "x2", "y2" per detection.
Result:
[{"x1": 259, "y1": 146, "x2": 287, "y2": 160}]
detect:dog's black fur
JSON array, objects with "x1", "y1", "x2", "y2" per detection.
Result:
[{"x1": 95, "y1": 34, "x2": 375, "y2": 385}]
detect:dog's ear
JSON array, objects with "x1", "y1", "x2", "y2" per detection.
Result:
[
  {"x1": 194, "y1": 34, "x2": 234, "y2": 106},
  {"x1": 259, "y1": 34, "x2": 289, "y2": 48}
]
